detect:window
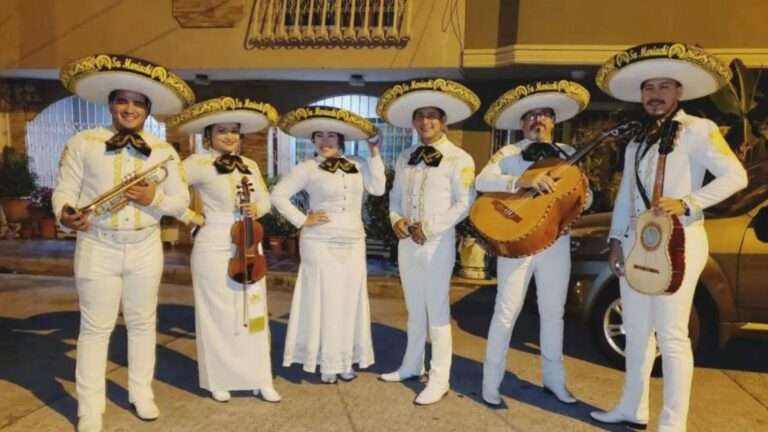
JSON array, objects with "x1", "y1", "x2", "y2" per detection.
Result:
[{"x1": 26, "y1": 96, "x2": 166, "y2": 187}]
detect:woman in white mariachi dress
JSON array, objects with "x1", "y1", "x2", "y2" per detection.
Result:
[
  {"x1": 167, "y1": 97, "x2": 281, "y2": 403},
  {"x1": 272, "y1": 106, "x2": 385, "y2": 383}
]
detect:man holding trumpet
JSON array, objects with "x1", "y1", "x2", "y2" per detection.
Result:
[{"x1": 53, "y1": 54, "x2": 193, "y2": 432}]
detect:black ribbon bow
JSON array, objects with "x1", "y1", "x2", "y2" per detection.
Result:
[
  {"x1": 105, "y1": 131, "x2": 151, "y2": 157},
  {"x1": 214, "y1": 154, "x2": 252, "y2": 175},
  {"x1": 521, "y1": 142, "x2": 567, "y2": 162},
  {"x1": 319, "y1": 157, "x2": 359, "y2": 174},
  {"x1": 408, "y1": 145, "x2": 443, "y2": 167}
]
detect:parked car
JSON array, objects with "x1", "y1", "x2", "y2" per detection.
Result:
[{"x1": 567, "y1": 161, "x2": 768, "y2": 367}]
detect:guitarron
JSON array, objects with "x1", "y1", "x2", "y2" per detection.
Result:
[{"x1": 470, "y1": 121, "x2": 641, "y2": 258}]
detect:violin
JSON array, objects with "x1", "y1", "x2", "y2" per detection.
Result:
[{"x1": 228, "y1": 176, "x2": 267, "y2": 285}]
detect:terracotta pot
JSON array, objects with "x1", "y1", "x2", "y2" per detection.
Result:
[
  {"x1": 38, "y1": 216, "x2": 57, "y2": 239},
  {"x1": 458, "y1": 236, "x2": 488, "y2": 280},
  {"x1": 2, "y1": 198, "x2": 31, "y2": 223},
  {"x1": 19, "y1": 222, "x2": 33, "y2": 239}
]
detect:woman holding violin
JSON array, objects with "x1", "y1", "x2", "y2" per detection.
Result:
[
  {"x1": 168, "y1": 97, "x2": 281, "y2": 403},
  {"x1": 273, "y1": 106, "x2": 385, "y2": 384}
]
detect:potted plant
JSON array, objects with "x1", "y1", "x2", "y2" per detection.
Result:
[
  {"x1": 29, "y1": 186, "x2": 56, "y2": 239},
  {"x1": 363, "y1": 167, "x2": 398, "y2": 262},
  {"x1": 456, "y1": 218, "x2": 491, "y2": 280},
  {"x1": 261, "y1": 175, "x2": 301, "y2": 256},
  {"x1": 0, "y1": 147, "x2": 38, "y2": 223}
]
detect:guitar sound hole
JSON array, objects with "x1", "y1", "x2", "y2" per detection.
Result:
[{"x1": 641, "y1": 223, "x2": 661, "y2": 251}]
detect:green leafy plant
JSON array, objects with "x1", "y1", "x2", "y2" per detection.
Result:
[
  {"x1": 363, "y1": 167, "x2": 397, "y2": 252},
  {"x1": 261, "y1": 175, "x2": 300, "y2": 238},
  {"x1": 0, "y1": 147, "x2": 38, "y2": 198}
]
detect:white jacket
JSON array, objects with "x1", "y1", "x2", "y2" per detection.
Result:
[{"x1": 609, "y1": 109, "x2": 748, "y2": 241}]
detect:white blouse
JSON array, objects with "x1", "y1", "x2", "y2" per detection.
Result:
[
  {"x1": 271, "y1": 155, "x2": 386, "y2": 241},
  {"x1": 181, "y1": 150, "x2": 270, "y2": 222}
]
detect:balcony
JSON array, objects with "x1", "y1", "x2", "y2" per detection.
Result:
[{"x1": 245, "y1": 0, "x2": 411, "y2": 48}]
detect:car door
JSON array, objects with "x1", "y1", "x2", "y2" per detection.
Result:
[{"x1": 737, "y1": 198, "x2": 768, "y2": 321}]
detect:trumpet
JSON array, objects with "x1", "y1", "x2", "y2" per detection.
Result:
[{"x1": 66, "y1": 155, "x2": 173, "y2": 217}]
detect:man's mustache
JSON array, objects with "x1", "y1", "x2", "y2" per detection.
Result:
[{"x1": 645, "y1": 99, "x2": 665, "y2": 105}]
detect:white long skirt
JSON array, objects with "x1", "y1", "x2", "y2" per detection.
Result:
[
  {"x1": 191, "y1": 219, "x2": 273, "y2": 391},
  {"x1": 282, "y1": 235, "x2": 375, "y2": 374}
]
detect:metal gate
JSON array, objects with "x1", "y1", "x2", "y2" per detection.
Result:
[{"x1": 26, "y1": 95, "x2": 166, "y2": 187}]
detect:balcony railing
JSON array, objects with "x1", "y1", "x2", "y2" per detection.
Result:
[{"x1": 245, "y1": 0, "x2": 411, "y2": 48}]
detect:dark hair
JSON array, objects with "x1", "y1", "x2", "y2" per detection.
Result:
[
  {"x1": 107, "y1": 90, "x2": 152, "y2": 114},
  {"x1": 412, "y1": 106, "x2": 447, "y2": 121},
  {"x1": 640, "y1": 79, "x2": 682, "y2": 90},
  {"x1": 311, "y1": 131, "x2": 346, "y2": 153}
]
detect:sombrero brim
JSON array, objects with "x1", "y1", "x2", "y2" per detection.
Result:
[
  {"x1": 381, "y1": 90, "x2": 474, "y2": 129},
  {"x1": 377, "y1": 79, "x2": 481, "y2": 128},
  {"x1": 279, "y1": 106, "x2": 376, "y2": 140},
  {"x1": 489, "y1": 93, "x2": 581, "y2": 130},
  {"x1": 72, "y1": 72, "x2": 186, "y2": 115},
  {"x1": 601, "y1": 59, "x2": 723, "y2": 102},
  {"x1": 60, "y1": 54, "x2": 195, "y2": 115},
  {"x1": 282, "y1": 117, "x2": 372, "y2": 140},
  {"x1": 596, "y1": 43, "x2": 731, "y2": 102},
  {"x1": 176, "y1": 110, "x2": 272, "y2": 135}
]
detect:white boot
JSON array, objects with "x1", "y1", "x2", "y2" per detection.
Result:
[
  {"x1": 77, "y1": 414, "x2": 102, "y2": 432},
  {"x1": 255, "y1": 387, "x2": 282, "y2": 403},
  {"x1": 211, "y1": 390, "x2": 231, "y2": 402},
  {"x1": 379, "y1": 368, "x2": 425, "y2": 383},
  {"x1": 414, "y1": 325, "x2": 452, "y2": 406},
  {"x1": 481, "y1": 382, "x2": 502, "y2": 406},
  {"x1": 131, "y1": 399, "x2": 159, "y2": 421},
  {"x1": 590, "y1": 409, "x2": 648, "y2": 429},
  {"x1": 321, "y1": 373, "x2": 338, "y2": 384},
  {"x1": 339, "y1": 371, "x2": 357, "y2": 382},
  {"x1": 482, "y1": 320, "x2": 512, "y2": 407}
]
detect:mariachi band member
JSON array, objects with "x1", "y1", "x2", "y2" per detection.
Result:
[
  {"x1": 477, "y1": 81, "x2": 592, "y2": 406},
  {"x1": 377, "y1": 79, "x2": 478, "y2": 405},
  {"x1": 273, "y1": 106, "x2": 385, "y2": 384},
  {"x1": 167, "y1": 97, "x2": 282, "y2": 403},
  {"x1": 54, "y1": 54, "x2": 193, "y2": 432},
  {"x1": 590, "y1": 42, "x2": 747, "y2": 431}
]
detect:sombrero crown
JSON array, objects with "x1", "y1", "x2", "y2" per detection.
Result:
[
  {"x1": 60, "y1": 53, "x2": 195, "y2": 115},
  {"x1": 484, "y1": 80, "x2": 590, "y2": 130},
  {"x1": 596, "y1": 42, "x2": 731, "y2": 102},
  {"x1": 377, "y1": 78, "x2": 481, "y2": 128},
  {"x1": 167, "y1": 97, "x2": 278, "y2": 135},
  {"x1": 278, "y1": 106, "x2": 377, "y2": 140}
]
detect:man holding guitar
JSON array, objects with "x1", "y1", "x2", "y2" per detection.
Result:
[
  {"x1": 477, "y1": 81, "x2": 591, "y2": 406},
  {"x1": 591, "y1": 43, "x2": 748, "y2": 431}
]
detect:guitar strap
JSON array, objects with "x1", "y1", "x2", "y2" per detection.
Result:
[{"x1": 634, "y1": 141, "x2": 654, "y2": 210}]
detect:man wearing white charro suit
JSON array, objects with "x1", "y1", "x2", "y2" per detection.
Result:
[
  {"x1": 477, "y1": 81, "x2": 592, "y2": 406},
  {"x1": 54, "y1": 54, "x2": 193, "y2": 432},
  {"x1": 377, "y1": 79, "x2": 479, "y2": 405},
  {"x1": 590, "y1": 42, "x2": 747, "y2": 431}
]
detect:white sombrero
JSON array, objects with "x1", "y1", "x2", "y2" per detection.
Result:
[
  {"x1": 278, "y1": 106, "x2": 376, "y2": 140},
  {"x1": 166, "y1": 97, "x2": 278, "y2": 134},
  {"x1": 596, "y1": 42, "x2": 732, "y2": 102},
  {"x1": 377, "y1": 78, "x2": 481, "y2": 128},
  {"x1": 60, "y1": 53, "x2": 195, "y2": 115},
  {"x1": 484, "y1": 80, "x2": 590, "y2": 130}
]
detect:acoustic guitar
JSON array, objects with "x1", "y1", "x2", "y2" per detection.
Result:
[
  {"x1": 470, "y1": 121, "x2": 641, "y2": 258},
  {"x1": 624, "y1": 120, "x2": 685, "y2": 295}
]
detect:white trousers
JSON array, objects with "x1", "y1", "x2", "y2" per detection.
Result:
[
  {"x1": 616, "y1": 224, "x2": 708, "y2": 432},
  {"x1": 483, "y1": 235, "x2": 571, "y2": 391},
  {"x1": 396, "y1": 231, "x2": 455, "y2": 385},
  {"x1": 74, "y1": 229, "x2": 163, "y2": 417}
]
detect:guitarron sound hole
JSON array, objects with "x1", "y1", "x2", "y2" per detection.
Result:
[{"x1": 641, "y1": 222, "x2": 662, "y2": 251}]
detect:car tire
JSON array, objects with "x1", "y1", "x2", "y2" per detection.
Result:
[{"x1": 589, "y1": 281, "x2": 712, "y2": 371}]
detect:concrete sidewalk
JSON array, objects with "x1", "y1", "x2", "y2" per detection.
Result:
[{"x1": 1, "y1": 274, "x2": 767, "y2": 431}]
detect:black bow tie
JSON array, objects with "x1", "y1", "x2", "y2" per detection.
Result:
[
  {"x1": 105, "y1": 131, "x2": 151, "y2": 157},
  {"x1": 521, "y1": 142, "x2": 564, "y2": 162},
  {"x1": 408, "y1": 145, "x2": 443, "y2": 167},
  {"x1": 214, "y1": 154, "x2": 252, "y2": 175},
  {"x1": 319, "y1": 157, "x2": 358, "y2": 174}
]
